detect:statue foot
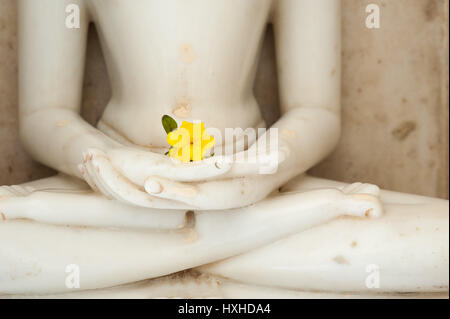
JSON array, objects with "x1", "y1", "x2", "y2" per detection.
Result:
[
  {"x1": 198, "y1": 175, "x2": 448, "y2": 294},
  {"x1": 0, "y1": 185, "x2": 35, "y2": 199}
]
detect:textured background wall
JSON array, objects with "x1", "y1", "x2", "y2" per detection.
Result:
[{"x1": 0, "y1": 0, "x2": 448, "y2": 198}]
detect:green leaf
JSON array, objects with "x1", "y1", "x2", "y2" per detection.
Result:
[
  {"x1": 164, "y1": 151, "x2": 169, "y2": 155},
  {"x1": 162, "y1": 115, "x2": 178, "y2": 134}
]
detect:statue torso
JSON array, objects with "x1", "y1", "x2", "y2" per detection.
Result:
[{"x1": 87, "y1": 0, "x2": 273, "y2": 147}]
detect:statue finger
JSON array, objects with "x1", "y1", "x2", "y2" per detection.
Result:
[
  {"x1": 87, "y1": 151, "x2": 194, "y2": 209},
  {"x1": 108, "y1": 148, "x2": 231, "y2": 184}
]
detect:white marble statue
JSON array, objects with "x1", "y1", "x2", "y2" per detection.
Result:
[{"x1": 0, "y1": 0, "x2": 448, "y2": 298}]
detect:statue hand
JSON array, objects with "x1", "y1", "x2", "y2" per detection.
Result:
[
  {"x1": 142, "y1": 147, "x2": 291, "y2": 210},
  {"x1": 106, "y1": 147, "x2": 232, "y2": 184},
  {"x1": 79, "y1": 145, "x2": 288, "y2": 210},
  {"x1": 77, "y1": 147, "x2": 233, "y2": 209},
  {"x1": 78, "y1": 148, "x2": 200, "y2": 209}
]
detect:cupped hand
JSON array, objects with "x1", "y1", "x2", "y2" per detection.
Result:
[
  {"x1": 78, "y1": 148, "x2": 185, "y2": 209},
  {"x1": 106, "y1": 147, "x2": 232, "y2": 184},
  {"x1": 78, "y1": 142, "x2": 290, "y2": 210},
  {"x1": 142, "y1": 143, "x2": 291, "y2": 210},
  {"x1": 78, "y1": 147, "x2": 232, "y2": 209}
]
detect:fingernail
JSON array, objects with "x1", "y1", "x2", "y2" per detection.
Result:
[
  {"x1": 146, "y1": 180, "x2": 163, "y2": 194},
  {"x1": 215, "y1": 157, "x2": 231, "y2": 169}
]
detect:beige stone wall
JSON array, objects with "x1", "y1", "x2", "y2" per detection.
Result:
[{"x1": 0, "y1": 0, "x2": 448, "y2": 198}]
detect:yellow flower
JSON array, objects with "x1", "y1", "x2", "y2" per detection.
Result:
[{"x1": 167, "y1": 121, "x2": 215, "y2": 162}]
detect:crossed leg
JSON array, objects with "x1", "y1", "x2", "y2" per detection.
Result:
[
  {"x1": 1, "y1": 174, "x2": 446, "y2": 296},
  {"x1": 0, "y1": 173, "x2": 384, "y2": 295},
  {"x1": 199, "y1": 174, "x2": 449, "y2": 294}
]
